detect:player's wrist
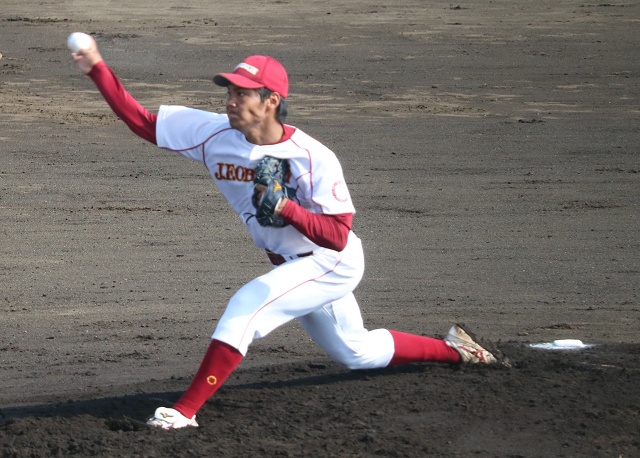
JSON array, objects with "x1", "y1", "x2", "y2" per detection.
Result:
[
  {"x1": 83, "y1": 56, "x2": 105, "y2": 76},
  {"x1": 274, "y1": 197, "x2": 288, "y2": 216}
]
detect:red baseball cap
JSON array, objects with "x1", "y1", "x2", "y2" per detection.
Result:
[{"x1": 213, "y1": 55, "x2": 289, "y2": 98}]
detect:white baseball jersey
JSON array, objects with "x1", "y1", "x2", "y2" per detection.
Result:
[
  {"x1": 154, "y1": 105, "x2": 393, "y2": 365},
  {"x1": 156, "y1": 105, "x2": 355, "y2": 255}
]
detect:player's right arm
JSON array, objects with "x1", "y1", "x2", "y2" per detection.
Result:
[{"x1": 71, "y1": 38, "x2": 157, "y2": 144}]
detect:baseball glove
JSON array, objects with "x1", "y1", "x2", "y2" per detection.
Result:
[{"x1": 252, "y1": 156, "x2": 296, "y2": 227}]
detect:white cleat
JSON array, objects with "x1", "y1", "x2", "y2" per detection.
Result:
[
  {"x1": 146, "y1": 407, "x2": 199, "y2": 429},
  {"x1": 445, "y1": 324, "x2": 500, "y2": 365}
]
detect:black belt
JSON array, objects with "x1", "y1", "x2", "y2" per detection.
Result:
[{"x1": 266, "y1": 250, "x2": 313, "y2": 266}]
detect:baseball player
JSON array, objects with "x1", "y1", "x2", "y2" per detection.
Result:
[{"x1": 70, "y1": 36, "x2": 504, "y2": 430}]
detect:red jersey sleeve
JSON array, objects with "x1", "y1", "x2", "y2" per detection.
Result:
[
  {"x1": 88, "y1": 61, "x2": 158, "y2": 144},
  {"x1": 279, "y1": 201, "x2": 353, "y2": 252}
]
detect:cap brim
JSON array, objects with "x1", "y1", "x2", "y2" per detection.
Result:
[{"x1": 213, "y1": 72, "x2": 264, "y2": 90}]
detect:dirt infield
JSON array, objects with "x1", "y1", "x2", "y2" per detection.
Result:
[{"x1": 1, "y1": 0, "x2": 639, "y2": 456}]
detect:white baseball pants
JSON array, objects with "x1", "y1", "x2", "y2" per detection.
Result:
[{"x1": 212, "y1": 232, "x2": 395, "y2": 369}]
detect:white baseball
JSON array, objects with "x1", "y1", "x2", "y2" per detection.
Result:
[{"x1": 67, "y1": 32, "x2": 93, "y2": 53}]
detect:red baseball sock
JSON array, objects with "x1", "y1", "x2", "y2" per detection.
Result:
[
  {"x1": 173, "y1": 339, "x2": 243, "y2": 419},
  {"x1": 388, "y1": 330, "x2": 461, "y2": 366}
]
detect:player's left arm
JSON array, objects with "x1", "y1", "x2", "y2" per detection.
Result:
[{"x1": 277, "y1": 201, "x2": 352, "y2": 252}]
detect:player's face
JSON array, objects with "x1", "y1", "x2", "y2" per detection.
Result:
[{"x1": 225, "y1": 84, "x2": 270, "y2": 134}]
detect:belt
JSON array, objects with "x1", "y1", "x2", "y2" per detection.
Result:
[{"x1": 266, "y1": 250, "x2": 313, "y2": 266}]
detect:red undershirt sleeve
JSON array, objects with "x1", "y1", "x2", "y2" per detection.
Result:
[
  {"x1": 279, "y1": 200, "x2": 353, "y2": 252},
  {"x1": 88, "y1": 61, "x2": 158, "y2": 145}
]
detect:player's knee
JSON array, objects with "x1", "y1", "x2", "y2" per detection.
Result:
[
  {"x1": 330, "y1": 337, "x2": 394, "y2": 370},
  {"x1": 334, "y1": 351, "x2": 381, "y2": 371}
]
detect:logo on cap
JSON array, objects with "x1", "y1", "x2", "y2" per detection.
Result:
[{"x1": 235, "y1": 62, "x2": 259, "y2": 76}]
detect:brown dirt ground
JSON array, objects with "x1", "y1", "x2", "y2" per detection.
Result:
[{"x1": 1, "y1": 0, "x2": 639, "y2": 456}]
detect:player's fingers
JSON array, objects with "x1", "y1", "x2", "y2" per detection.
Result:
[
  {"x1": 253, "y1": 184, "x2": 267, "y2": 206},
  {"x1": 71, "y1": 53, "x2": 92, "y2": 74},
  {"x1": 71, "y1": 50, "x2": 103, "y2": 75}
]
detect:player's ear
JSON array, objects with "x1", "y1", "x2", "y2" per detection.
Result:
[{"x1": 267, "y1": 92, "x2": 281, "y2": 108}]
